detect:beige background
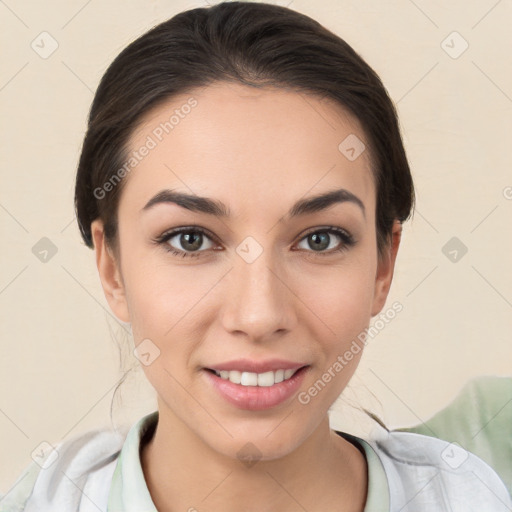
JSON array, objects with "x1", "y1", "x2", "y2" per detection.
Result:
[{"x1": 1, "y1": 0, "x2": 511, "y2": 493}]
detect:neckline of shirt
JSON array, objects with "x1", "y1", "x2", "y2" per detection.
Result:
[{"x1": 107, "y1": 411, "x2": 390, "y2": 512}]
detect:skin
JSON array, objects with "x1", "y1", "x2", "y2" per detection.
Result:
[{"x1": 91, "y1": 81, "x2": 401, "y2": 512}]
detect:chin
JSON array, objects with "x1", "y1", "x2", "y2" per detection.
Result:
[{"x1": 203, "y1": 421, "x2": 311, "y2": 465}]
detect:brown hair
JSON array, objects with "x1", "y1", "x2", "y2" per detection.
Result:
[{"x1": 74, "y1": 1, "x2": 414, "y2": 259}]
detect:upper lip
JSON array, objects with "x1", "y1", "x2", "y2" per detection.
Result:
[{"x1": 206, "y1": 359, "x2": 308, "y2": 373}]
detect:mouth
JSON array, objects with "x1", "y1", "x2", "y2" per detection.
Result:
[
  {"x1": 204, "y1": 366, "x2": 307, "y2": 387},
  {"x1": 202, "y1": 365, "x2": 311, "y2": 411}
]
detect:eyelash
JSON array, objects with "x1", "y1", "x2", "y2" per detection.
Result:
[{"x1": 152, "y1": 225, "x2": 356, "y2": 259}]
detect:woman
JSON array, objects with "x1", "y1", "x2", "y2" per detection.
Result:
[{"x1": 2, "y1": 2, "x2": 510, "y2": 511}]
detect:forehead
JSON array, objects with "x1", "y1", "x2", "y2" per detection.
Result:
[{"x1": 120, "y1": 81, "x2": 375, "y2": 219}]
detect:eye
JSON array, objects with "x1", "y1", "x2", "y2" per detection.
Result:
[
  {"x1": 152, "y1": 226, "x2": 218, "y2": 258},
  {"x1": 295, "y1": 226, "x2": 355, "y2": 255},
  {"x1": 152, "y1": 225, "x2": 356, "y2": 259}
]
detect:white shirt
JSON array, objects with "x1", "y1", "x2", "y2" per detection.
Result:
[{"x1": 2, "y1": 410, "x2": 511, "y2": 511}]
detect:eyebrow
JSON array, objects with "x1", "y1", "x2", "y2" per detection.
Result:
[{"x1": 141, "y1": 188, "x2": 365, "y2": 220}]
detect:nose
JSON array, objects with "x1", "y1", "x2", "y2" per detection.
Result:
[{"x1": 220, "y1": 247, "x2": 298, "y2": 342}]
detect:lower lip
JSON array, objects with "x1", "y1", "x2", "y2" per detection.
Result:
[{"x1": 203, "y1": 366, "x2": 310, "y2": 411}]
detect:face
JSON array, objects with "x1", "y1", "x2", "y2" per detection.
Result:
[{"x1": 92, "y1": 81, "x2": 399, "y2": 461}]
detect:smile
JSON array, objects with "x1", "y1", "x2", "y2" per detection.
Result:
[
  {"x1": 203, "y1": 366, "x2": 310, "y2": 410},
  {"x1": 210, "y1": 368, "x2": 301, "y2": 387}
]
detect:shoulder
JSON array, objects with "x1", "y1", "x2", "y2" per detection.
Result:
[
  {"x1": 402, "y1": 375, "x2": 512, "y2": 497},
  {"x1": 1, "y1": 425, "x2": 127, "y2": 512},
  {"x1": 367, "y1": 426, "x2": 512, "y2": 511},
  {"x1": 403, "y1": 375, "x2": 512, "y2": 440}
]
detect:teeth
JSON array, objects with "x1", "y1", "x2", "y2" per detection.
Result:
[
  {"x1": 213, "y1": 368, "x2": 301, "y2": 386},
  {"x1": 284, "y1": 369, "x2": 295, "y2": 380},
  {"x1": 274, "y1": 369, "x2": 284, "y2": 383},
  {"x1": 241, "y1": 371, "x2": 258, "y2": 386}
]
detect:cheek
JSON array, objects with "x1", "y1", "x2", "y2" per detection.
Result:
[
  {"x1": 294, "y1": 263, "x2": 376, "y2": 409},
  {"x1": 294, "y1": 255, "x2": 377, "y2": 340},
  {"x1": 122, "y1": 254, "x2": 220, "y2": 384},
  {"x1": 123, "y1": 250, "x2": 211, "y2": 337},
  {"x1": 123, "y1": 264, "x2": 204, "y2": 399}
]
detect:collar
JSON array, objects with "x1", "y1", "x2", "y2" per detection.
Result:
[
  {"x1": 336, "y1": 430, "x2": 391, "y2": 511},
  {"x1": 107, "y1": 411, "x2": 159, "y2": 511}
]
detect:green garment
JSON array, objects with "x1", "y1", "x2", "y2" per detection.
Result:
[{"x1": 400, "y1": 375, "x2": 512, "y2": 497}]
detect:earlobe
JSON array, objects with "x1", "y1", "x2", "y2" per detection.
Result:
[
  {"x1": 371, "y1": 220, "x2": 402, "y2": 316},
  {"x1": 91, "y1": 219, "x2": 131, "y2": 323}
]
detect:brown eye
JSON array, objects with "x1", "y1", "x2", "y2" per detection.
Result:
[
  {"x1": 174, "y1": 231, "x2": 205, "y2": 252},
  {"x1": 296, "y1": 227, "x2": 355, "y2": 254},
  {"x1": 155, "y1": 227, "x2": 217, "y2": 258}
]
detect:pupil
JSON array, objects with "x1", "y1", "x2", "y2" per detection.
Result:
[
  {"x1": 310, "y1": 232, "x2": 329, "y2": 251},
  {"x1": 182, "y1": 232, "x2": 202, "y2": 251}
]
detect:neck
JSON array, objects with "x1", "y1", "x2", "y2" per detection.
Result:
[{"x1": 140, "y1": 406, "x2": 367, "y2": 512}]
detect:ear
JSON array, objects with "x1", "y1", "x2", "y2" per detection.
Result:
[
  {"x1": 371, "y1": 220, "x2": 402, "y2": 316},
  {"x1": 91, "y1": 219, "x2": 130, "y2": 323}
]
